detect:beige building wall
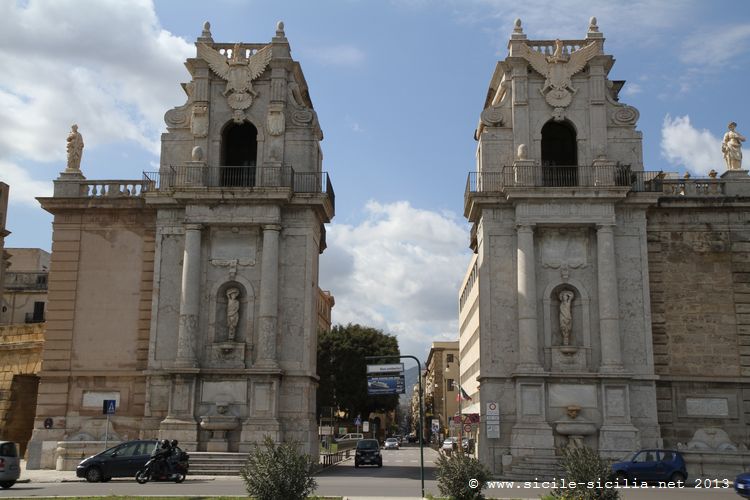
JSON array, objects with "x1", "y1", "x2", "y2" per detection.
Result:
[
  {"x1": 0, "y1": 183, "x2": 9, "y2": 314},
  {"x1": 1, "y1": 248, "x2": 50, "y2": 325},
  {"x1": 424, "y1": 341, "x2": 459, "y2": 438},
  {"x1": 7, "y1": 249, "x2": 50, "y2": 272},
  {"x1": 317, "y1": 289, "x2": 334, "y2": 332},
  {"x1": 648, "y1": 200, "x2": 750, "y2": 447},
  {"x1": 27, "y1": 201, "x2": 155, "y2": 468},
  {"x1": 459, "y1": 254, "x2": 481, "y2": 404}
]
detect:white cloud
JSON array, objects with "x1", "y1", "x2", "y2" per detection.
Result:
[
  {"x1": 660, "y1": 114, "x2": 723, "y2": 175},
  {"x1": 0, "y1": 161, "x2": 53, "y2": 206},
  {"x1": 302, "y1": 44, "x2": 366, "y2": 67},
  {"x1": 320, "y1": 201, "x2": 471, "y2": 359},
  {"x1": 0, "y1": 0, "x2": 192, "y2": 184},
  {"x1": 622, "y1": 82, "x2": 642, "y2": 96},
  {"x1": 682, "y1": 23, "x2": 750, "y2": 67}
]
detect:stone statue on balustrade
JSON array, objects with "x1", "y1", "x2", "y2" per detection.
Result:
[
  {"x1": 66, "y1": 124, "x2": 84, "y2": 172},
  {"x1": 559, "y1": 290, "x2": 574, "y2": 346},
  {"x1": 226, "y1": 287, "x2": 240, "y2": 341},
  {"x1": 722, "y1": 122, "x2": 746, "y2": 171}
]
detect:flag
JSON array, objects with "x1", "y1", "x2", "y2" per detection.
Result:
[{"x1": 456, "y1": 387, "x2": 472, "y2": 402}]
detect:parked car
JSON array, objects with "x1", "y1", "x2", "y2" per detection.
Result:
[
  {"x1": 0, "y1": 442, "x2": 20, "y2": 489},
  {"x1": 611, "y1": 449, "x2": 687, "y2": 483},
  {"x1": 735, "y1": 472, "x2": 750, "y2": 498},
  {"x1": 384, "y1": 438, "x2": 399, "y2": 450},
  {"x1": 441, "y1": 437, "x2": 458, "y2": 454},
  {"x1": 76, "y1": 439, "x2": 158, "y2": 482},
  {"x1": 354, "y1": 439, "x2": 382, "y2": 467}
]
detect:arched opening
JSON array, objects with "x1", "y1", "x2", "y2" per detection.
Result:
[
  {"x1": 541, "y1": 120, "x2": 578, "y2": 186},
  {"x1": 221, "y1": 122, "x2": 258, "y2": 186}
]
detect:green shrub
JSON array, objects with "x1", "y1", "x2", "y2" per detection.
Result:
[
  {"x1": 435, "y1": 452, "x2": 491, "y2": 500},
  {"x1": 552, "y1": 447, "x2": 619, "y2": 500},
  {"x1": 240, "y1": 436, "x2": 318, "y2": 500}
]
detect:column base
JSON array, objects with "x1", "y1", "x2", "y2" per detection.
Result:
[
  {"x1": 598, "y1": 424, "x2": 640, "y2": 459},
  {"x1": 599, "y1": 364, "x2": 625, "y2": 374},
  {"x1": 159, "y1": 417, "x2": 198, "y2": 450},
  {"x1": 239, "y1": 418, "x2": 282, "y2": 451}
]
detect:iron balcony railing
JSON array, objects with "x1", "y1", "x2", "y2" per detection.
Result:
[
  {"x1": 4, "y1": 272, "x2": 48, "y2": 291},
  {"x1": 25, "y1": 312, "x2": 45, "y2": 324},
  {"x1": 142, "y1": 165, "x2": 335, "y2": 214},
  {"x1": 465, "y1": 165, "x2": 665, "y2": 194}
]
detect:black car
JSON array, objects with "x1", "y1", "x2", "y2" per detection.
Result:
[
  {"x1": 77, "y1": 440, "x2": 158, "y2": 482},
  {"x1": 354, "y1": 439, "x2": 382, "y2": 467}
]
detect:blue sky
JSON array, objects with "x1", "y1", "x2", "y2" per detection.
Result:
[{"x1": 1, "y1": 0, "x2": 749, "y2": 359}]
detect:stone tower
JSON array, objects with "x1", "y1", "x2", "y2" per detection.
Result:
[
  {"x1": 27, "y1": 22, "x2": 333, "y2": 467},
  {"x1": 460, "y1": 18, "x2": 660, "y2": 473}
]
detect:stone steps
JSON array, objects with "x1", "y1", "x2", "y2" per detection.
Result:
[{"x1": 187, "y1": 452, "x2": 248, "y2": 476}]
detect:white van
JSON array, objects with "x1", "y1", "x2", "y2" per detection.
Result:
[{"x1": 336, "y1": 433, "x2": 364, "y2": 442}]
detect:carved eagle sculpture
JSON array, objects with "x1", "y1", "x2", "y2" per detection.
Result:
[
  {"x1": 197, "y1": 42, "x2": 272, "y2": 98},
  {"x1": 519, "y1": 40, "x2": 599, "y2": 107}
]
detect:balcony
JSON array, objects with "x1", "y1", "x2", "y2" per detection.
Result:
[
  {"x1": 142, "y1": 165, "x2": 335, "y2": 216},
  {"x1": 465, "y1": 165, "x2": 665, "y2": 194},
  {"x1": 4, "y1": 272, "x2": 48, "y2": 291}
]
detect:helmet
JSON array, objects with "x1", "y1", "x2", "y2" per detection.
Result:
[
  {"x1": 161, "y1": 439, "x2": 170, "y2": 448},
  {"x1": 170, "y1": 439, "x2": 178, "y2": 448}
]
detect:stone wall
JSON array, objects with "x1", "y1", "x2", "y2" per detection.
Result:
[
  {"x1": 0, "y1": 323, "x2": 43, "y2": 455},
  {"x1": 648, "y1": 203, "x2": 750, "y2": 447}
]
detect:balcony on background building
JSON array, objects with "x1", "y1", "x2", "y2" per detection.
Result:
[{"x1": 4, "y1": 272, "x2": 48, "y2": 292}]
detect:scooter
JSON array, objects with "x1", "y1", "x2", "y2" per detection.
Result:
[{"x1": 135, "y1": 452, "x2": 189, "y2": 484}]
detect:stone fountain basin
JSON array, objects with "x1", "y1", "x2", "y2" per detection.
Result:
[
  {"x1": 555, "y1": 421, "x2": 597, "y2": 436},
  {"x1": 200, "y1": 415, "x2": 239, "y2": 431}
]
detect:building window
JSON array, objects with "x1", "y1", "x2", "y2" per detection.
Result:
[
  {"x1": 446, "y1": 379, "x2": 455, "y2": 391},
  {"x1": 446, "y1": 354, "x2": 454, "y2": 363}
]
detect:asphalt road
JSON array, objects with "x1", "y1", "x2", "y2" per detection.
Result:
[{"x1": 3, "y1": 446, "x2": 742, "y2": 499}]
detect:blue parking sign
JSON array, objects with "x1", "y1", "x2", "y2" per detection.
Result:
[{"x1": 102, "y1": 399, "x2": 116, "y2": 415}]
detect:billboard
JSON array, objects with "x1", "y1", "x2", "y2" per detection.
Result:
[{"x1": 367, "y1": 374, "x2": 405, "y2": 395}]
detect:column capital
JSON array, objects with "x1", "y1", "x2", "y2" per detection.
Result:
[
  {"x1": 262, "y1": 223, "x2": 282, "y2": 233},
  {"x1": 184, "y1": 223, "x2": 203, "y2": 231},
  {"x1": 516, "y1": 223, "x2": 535, "y2": 233},
  {"x1": 595, "y1": 223, "x2": 616, "y2": 232}
]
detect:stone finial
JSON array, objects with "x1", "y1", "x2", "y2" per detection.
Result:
[
  {"x1": 588, "y1": 16, "x2": 599, "y2": 32},
  {"x1": 191, "y1": 145, "x2": 204, "y2": 162},
  {"x1": 198, "y1": 21, "x2": 214, "y2": 42},
  {"x1": 708, "y1": 169, "x2": 718, "y2": 179},
  {"x1": 513, "y1": 18, "x2": 523, "y2": 34},
  {"x1": 683, "y1": 172, "x2": 691, "y2": 179},
  {"x1": 276, "y1": 21, "x2": 285, "y2": 36}
]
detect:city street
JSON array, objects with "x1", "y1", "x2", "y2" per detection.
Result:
[{"x1": 4, "y1": 446, "x2": 742, "y2": 499}]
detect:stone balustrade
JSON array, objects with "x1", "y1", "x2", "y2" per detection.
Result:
[
  {"x1": 82, "y1": 180, "x2": 146, "y2": 198},
  {"x1": 661, "y1": 179, "x2": 725, "y2": 196},
  {"x1": 526, "y1": 40, "x2": 587, "y2": 55}
]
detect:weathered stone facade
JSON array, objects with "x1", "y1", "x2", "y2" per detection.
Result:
[
  {"x1": 27, "y1": 22, "x2": 334, "y2": 468},
  {"x1": 460, "y1": 18, "x2": 750, "y2": 478}
]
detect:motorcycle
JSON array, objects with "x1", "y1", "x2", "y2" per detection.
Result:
[{"x1": 135, "y1": 449, "x2": 189, "y2": 484}]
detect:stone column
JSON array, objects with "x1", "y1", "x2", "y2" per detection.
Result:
[
  {"x1": 257, "y1": 224, "x2": 281, "y2": 368},
  {"x1": 517, "y1": 224, "x2": 542, "y2": 372},
  {"x1": 175, "y1": 223, "x2": 202, "y2": 367},
  {"x1": 597, "y1": 224, "x2": 623, "y2": 372}
]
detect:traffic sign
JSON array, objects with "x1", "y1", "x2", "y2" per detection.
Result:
[
  {"x1": 463, "y1": 423, "x2": 472, "y2": 433},
  {"x1": 354, "y1": 415, "x2": 362, "y2": 426},
  {"x1": 102, "y1": 399, "x2": 116, "y2": 415}
]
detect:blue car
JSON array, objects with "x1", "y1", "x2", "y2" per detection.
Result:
[
  {"x1": 734, "y1": 472, "x2": 750, "y2": 497},
  {"x1": 612, "y1": 449, "x2": 687, "y2": 483}
]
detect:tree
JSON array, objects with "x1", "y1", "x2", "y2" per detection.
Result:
[{"x1": 317, "y1": 323, "x2": 401, "y2": 420}]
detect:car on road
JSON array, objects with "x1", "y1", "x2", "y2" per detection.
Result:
[
  {"x1": 735, "y1": 472, "x2": 750, "y2": 497},
  {"x1": 0, "y1": 441, "x2": 20, "y2": 489},
  {"x1": 354, "y1": 439, "x2": 382, "y2": 467},
  {"x1": 441, "y1": 437, "x2": 458, "y2": 454},
  {"x1": 384, "y1": 438, "x2": 399, "y2": 450},
  {"x1": 76, "y1": 439, "x2": 158, "y2": 482},
  {"x1": 611, "y1": 449, "x2": 687, "y2": 483}
]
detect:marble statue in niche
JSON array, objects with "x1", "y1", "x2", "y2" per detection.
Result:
[
  {"x1": 559, "y1": 290, "x2": 574, "y2": 346},
  {"x1": 226, "y1": 287, "x2": 240, "y2": 341}
]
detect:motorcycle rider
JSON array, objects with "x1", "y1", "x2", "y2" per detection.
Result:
[{"x1": 150, "y1": 439, "x2": 173, "y2": 477}]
